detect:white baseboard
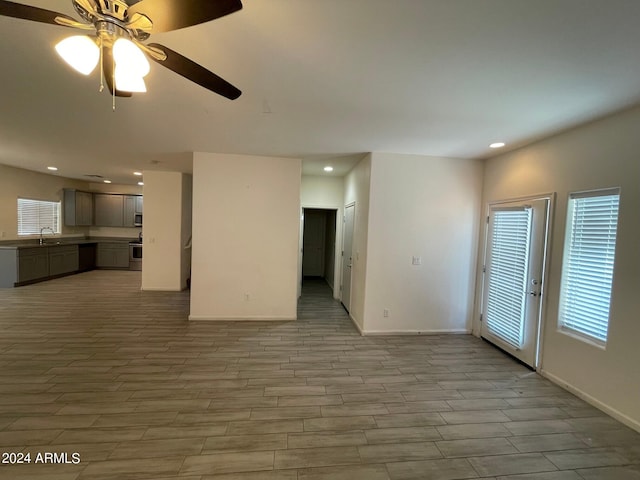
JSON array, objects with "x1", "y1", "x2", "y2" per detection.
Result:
[
  {"x1": 362, "y1": 329, "x2": 471, "y2": 336},
  {"x1": 141, "y1": 287, "x2": 184, "y2": 292},
  {"x1": 348, "y1": 314, "x2": 364, "y2": 336},
  {"x1": 188, "y1": 315, "x2": 296, "y2": 321},
  {"x1": 540, "y1": 370, "x2": 640, "y2": 433}
]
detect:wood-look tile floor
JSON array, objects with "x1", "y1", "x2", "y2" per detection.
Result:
[{"x1": 0, "y1": 272, "x2": 639, "y2": 480}]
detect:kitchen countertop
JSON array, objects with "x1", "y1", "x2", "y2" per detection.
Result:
[{"x1": 0, "y1": 237, "x2": 139, "y2": 250}]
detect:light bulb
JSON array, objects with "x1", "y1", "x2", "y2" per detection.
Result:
[
  {"x1": 55, "y1": 35, "x2": 100, "y2": 75},
  {"x1": 113, "y1": 38, "x2": 150, "y2": 76},
  {"x1": 115, "y1": 67, "x2": 147, "y2": 92}
]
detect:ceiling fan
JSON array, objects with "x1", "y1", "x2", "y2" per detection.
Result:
[{"x1": 0, "y1": 0, "x2": 243, "y2": 100}]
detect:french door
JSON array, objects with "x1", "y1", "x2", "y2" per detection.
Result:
[{"x1": 481, "y1": 198, "x2": 549, "y2": 368}]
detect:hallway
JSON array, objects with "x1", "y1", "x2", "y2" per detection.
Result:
[
  {"x1": 298, "y1": 276, "x2": 347, "y2": 322},
  {"x1": 0, "y1": 271, "x2": 638, "y2": 479}
]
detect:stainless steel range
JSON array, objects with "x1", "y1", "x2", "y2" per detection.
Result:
[{"x1": 129, "y1": 242, "x2": 142, "y2": 271}]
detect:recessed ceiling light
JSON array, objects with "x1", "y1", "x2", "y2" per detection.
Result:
[
  {"x1": 47, "y1": 166, "x2": 58, "y2": 171},
  {"x1": 489, "y1": 142, "x2": 506, "y2": 149},
  {"x1": 324, "y1": 166, "x2": 334, "y2": 172},
  {"x1": 137, "y1": 182, "x2": 144, "y2": 186},
  {"x1": 103, "y1": 180, "x2": 112, "y2": 184},
  {"x1": 133, "y1": 172, "x2": 143, "y2": 176}
]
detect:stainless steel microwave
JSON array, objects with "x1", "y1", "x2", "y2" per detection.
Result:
[{"x1": 134, "y1": 214, "x2": 142, "y2": 226}]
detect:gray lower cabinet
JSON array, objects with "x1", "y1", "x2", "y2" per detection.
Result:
[
  {"x1": 0, "y1": 248, "x2": 50, "y2": 287},
  {"x1": 49, "y1": 245, "x2": 79, "y2": 276},
  {"x1": 96, "y1": 243, "x2": 129, "y2": 269},
  {"x1": 0, "y1": 240, "x2": 131, "y2": 288},
  {"x1": 18, "y1": 248, "x2": 50, "y2": 283},
  {"x1": 94, "y1": 194, "x2": 124, "y2": 227}
]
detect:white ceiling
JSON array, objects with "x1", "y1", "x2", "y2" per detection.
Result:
[{"x1": 2, "y1": 0, "x2": 640, "y2": 185}]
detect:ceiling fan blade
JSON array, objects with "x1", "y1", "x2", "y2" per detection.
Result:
[
  {"x1": 128, "y1": 0, "x2": 242, "y2": 33},
  {"x1": 147, "y1": 43, "x2": 241, "y2": 99},
  {"x1": 54, "y1": 16, "x2": 94, "y2": 30},
  {"x1": 0, "y1": 0, "x2": 78, "y2": 26},
  {"x1": 102, "y1": 45, "x2": 133, "y2": 98}
]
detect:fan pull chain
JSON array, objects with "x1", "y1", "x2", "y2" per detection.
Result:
[
  {"x1": 112, "y1": 50, "x2": 116, "y2": 112},
  {"x1": 99, "y1": 37, "x2": 104, "y2": 93}
]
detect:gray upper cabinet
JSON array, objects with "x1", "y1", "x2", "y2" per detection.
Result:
[
  {"x1": 64, "y1": 191, "x2": 142, "y2": 228},
  {"x1": 123, "y1": 195, "x2": 136, "y2": 227},
  {"x1": 94, "y1": 194, "x2": 124, "y2": 227},
  {"x1": 64, "y1": 189, "x2": 93, "y2": 226}
]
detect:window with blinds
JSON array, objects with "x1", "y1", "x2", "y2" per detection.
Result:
[
  {"x1": 558, "y1": 188, "x2": 620, "y2": 345},
  {"x1": 17, "y1": 198, "x2": 61, "y2": 236},
  {"x1": 486, "y1": 207, "x2": 532, "y2": 349}
]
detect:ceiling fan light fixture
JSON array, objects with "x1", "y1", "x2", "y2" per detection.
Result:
[
  {"x1": 115, "y1": 67, "x2": 147, "y2": 92},
  {"x1": 113, "y1": 38, "x2": 150, "y2": 76},
  {"x1": 55, "y1": 35, "x2": 100, "y2": 75}
]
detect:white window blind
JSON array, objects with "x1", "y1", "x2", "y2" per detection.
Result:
[
  {"x1": 558, "y1": 189, "x2": 620, "y2": 344},
  {"x1": 17, "y1": 198, "x2": 61, "y2": 236},
  {"x1": 486, "y1": 207, "x2": 532, "y2": 349}
]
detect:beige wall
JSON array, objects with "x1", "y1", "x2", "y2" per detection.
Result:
[
  {"x1": 479, "y1": 105, "x2": 640, "y2": 430},
  {"x1": 300, "y1": 175, "x2": 345, "y2": 298},
  {"x1": 364, "y1": 153, "x2": 483, "y2": 334},
  {"x1": 0, "y1": 164, "x2": 88, "y2": 240},
  {"x1": 343, "y1": 155, "x2": 372, "y2": 330},
  {"x1": 301, "y1": 175, "x2": 345, "y2": 207},
  {"x1": 190, "y1": 153, "x2": 301, "y2": 320},
  {"x1": 141, "y1": 171, "x2": 185, "y2": 291}
]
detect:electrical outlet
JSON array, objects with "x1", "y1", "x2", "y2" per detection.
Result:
[
  {"x1": 412, "y1": 256, "x2": 422, "y2": 265},
  {"x1": 383, "y1": 309, "x2": 389, "y2": 318},
  {"x1": 0, "y1": 231, "x2": 5, "y2": 238},
  {"x1": 244, "y1": 293, "x2": 250, "y2": 302}
]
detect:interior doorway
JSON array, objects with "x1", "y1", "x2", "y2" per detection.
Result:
[
  {"x1": 480, "y1": 197, "x2": 551, "y2": 369},
  {"x1": 301, "y1": 208, "x2": 337, "y2": 296},
  {"x1": 341, "y1": 203, "x2": 355, "y2": 313}
]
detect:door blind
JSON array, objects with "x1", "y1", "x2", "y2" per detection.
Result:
[
  {"x1": 486, "y1": 207, "x2": 532, "y2": 348},
  {"x1": 558, "y1": 190, "x2": 620, "y2": 343},
  {"x1": 17, "y1": 198, "x2": 61, "y2": 236}
]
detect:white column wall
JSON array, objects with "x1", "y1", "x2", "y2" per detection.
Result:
[
  {"x1": 190, "y1": 153, "x2": 301, "y2": 320},
  {"x1": 141, "y1": 171, "x2": 185, "y2": 291},
  {"x1": 363, "y1": 153, "x2": 483, "y2": 334},
  {"x1": 343, "y1": 155, "x2": 372, "y2": 331}
]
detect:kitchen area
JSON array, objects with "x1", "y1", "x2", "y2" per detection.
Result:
[{"x1": 0, "y1": 188, "x2": 143, "y2": 288}]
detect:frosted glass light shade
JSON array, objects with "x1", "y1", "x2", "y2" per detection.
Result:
[
  {"x1": 55, "y1": 35, "x2": 100, "y2": 75},
  {"x1": 115, "y1": 67, "x2": 147, "y2": 92},
  {"x1": 113, "y1": 38, "x2": 150, "y2": 76}
]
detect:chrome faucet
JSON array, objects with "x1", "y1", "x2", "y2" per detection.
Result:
[{"x1": 39, "y1": 227, "x2": 55, "y2": 245}]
